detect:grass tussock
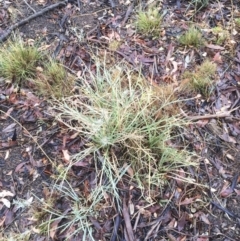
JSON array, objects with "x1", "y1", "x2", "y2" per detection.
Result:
[
  {"x1": 212, "y1": 26, "x2": 229, "y2": 45},
  {"x1": 0, "y1": 37, "x2": 74, "y2": 99},
  {"x1": 179, "y1": 26, "x2": 204, "y2": 47},
  {"x1": 136, "y1": 8, "x2": 162, "y2": 37},
  {"x1": 38, "y1": 60, "x2": 197, "y2": 239},
  {"x1": 35, "y1": 60, "x2": 75, "y2": 98},
  {"x1": 180, "y1": 59, "x2": 217, "y2": 97},
  {"x1": 0, "y1": 37, "x2": 42, "y2": 82}
]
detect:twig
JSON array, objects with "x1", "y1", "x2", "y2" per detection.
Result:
[
  {"x1": 110, "y1": 213, "x2": 121, "y2": 241},
  {"x1": 72, "y1": 7, "x2": 110, "y2": 18},
  {"x1": 121, "y1": 3, "x2": 134, "y2": 27},
  {"x1": 180, "y1": 107, "x2": 239, "y2": 121},
  {"x1": 77, "y1": 0, "x2": 81, "y2": 9},
  {"x1": 22, "y1": 0, "x2": 36, "y2": 13},
  {"x1": 0, "y1": 110, "x2": 55, "y2": 166},
  {"x1": 122, "y1": 198, "x2": 135, "y2": 241},
  {"x1": 0, "y1": 0, "x2": 67, "y2": 43},
  {"x1": 211, "y1": 201, "x2": 240, "y2": 219}
]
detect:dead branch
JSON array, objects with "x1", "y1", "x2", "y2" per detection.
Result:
[
  {"x1": 180, "y1": 107, "x2": 239, "y2": 121},
  {"x1": 0, "y1": 1, "x2": 67, "y2": 43},
  {"x1": 121, "y1": 3, "x2": 134, "y2": 27}
]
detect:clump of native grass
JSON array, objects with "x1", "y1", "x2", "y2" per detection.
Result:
[
  {"x1": 180, "y1": 59, "x2": 217, "y2": 98},
  {"x1": 36, "y1": 59, "x2": 196, "y2": 239},
  {"x1": 179, "y1": 26, "x2": 204, "y2": 47},
  {"x1": 135, "y1": 7, "x2": 162, "y2": 37},
  {"x1": 0, "y1": 36, "x2": 74, "y2": 98},
  {"x1": 0, "y1": 37, "x2": 42, "y2": 83},
  {"x1": 35, "y1": 59, "x2": 75, "y2": 98},
  {"x1": 212, "y1": 26, "x2": 229, "y2": 45}
]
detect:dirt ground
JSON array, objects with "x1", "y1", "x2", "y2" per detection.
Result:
[{"x1": 0, "y1": 0, "x2": 240, "y2": 240}]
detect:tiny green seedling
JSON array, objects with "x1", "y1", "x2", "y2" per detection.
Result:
[
  {"x1": 136, "y1": 8, "x2": 162, "y2": 37},
  {"x1": 179, "y1": 26, "x2": 204, "y2": 47},
  {"x1": 0, "y1": 37, "x2": 42, "y2": 83},
  {"x1": 181, "y1": 59, "x2": 217, "y2": 97}
]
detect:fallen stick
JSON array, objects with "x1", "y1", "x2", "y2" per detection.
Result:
[
  {"x1": 180, "y1": 107, "x2": 239, "y2": 121},
  {"x1": 121, "y1": 3, "x2": 134, "y2": 27},
  {"x1": 0, "y1": 0, "x2": 67, "y2": 43}
]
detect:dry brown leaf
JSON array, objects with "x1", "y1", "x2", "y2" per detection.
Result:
[
  {"x1": 62, "y1": 149, "x2": 70, "y2": 163},
  {"x1": 167, "y1": 233, "x2": 177, "y2": 241},
  {"x1": 234, "y1": 189, "x2": 240, "y2": 195},
  {"x1": 200, "y1": 213, "x2": 211, "y2": 225},
  {"x1": 0, "y1": 198, "x2": 11, "y2": 208},
  {"x1": 123, "y1": 199, "x2": 135, "y2": 241},
  {"x1": 179, "y1": 195, "x2": 200, "y2": 205},
  {"x1": 220, "y1": 187, "x2": 233, "y2": 197},
  {"x1": 212, "y1": 52, "x2": 222, "y2": 63},
  {"x1": 0, "y1": 107, "x2": 13, "y2": 120},
  {"x1": 196, "y1": 238, "x2": 209, "y2": 241},
  {"x1": 0, "y1": 190, "x2": 14, "y2": 198},
  {"x1": 126, "y1": 164, "x2": 134, "y2": 178},
  {"x1": 205, "y1": 43, "x2": 225, "y2": 50}
]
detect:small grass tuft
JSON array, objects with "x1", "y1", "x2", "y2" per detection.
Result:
[
  {"x1": 181, "y1": 59, "x2": 217, "y2": 97},
  {"x1": 136, "y1": 8, "x2": 162, "y2": 37},
  {"x1": 179, "y1": 26, "x2": 204, "y2": 47},
  {"x1": 35, "y1": 60, "x2": 75, "y2": 99},
  {"x1": 0, "y1": 37, "x2": 42, "y2": 82},
  {"x1": 212, "y1": 26, "x2": 229, "y2": 45}
]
